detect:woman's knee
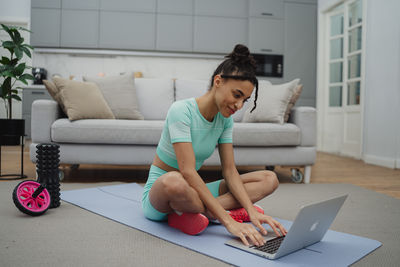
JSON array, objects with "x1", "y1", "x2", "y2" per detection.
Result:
[
  {"x1": 162, "y1": 171, "x2": 191, "y2": 199},
  {"x1": 261, "y1": 170, "x2": 279, "y2": 192}
]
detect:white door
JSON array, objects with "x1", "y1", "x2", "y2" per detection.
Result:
[{"x1": 320, "y1": 0, "x2": 365, "y2": 159}]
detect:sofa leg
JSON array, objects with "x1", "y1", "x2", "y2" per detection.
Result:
[{"x1": 304, "y1": 166, "x2": 312, "y2": 184}]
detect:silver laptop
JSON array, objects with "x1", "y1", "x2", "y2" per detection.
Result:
[{"x1": 225, "y1": 195, "x2": 348, "y2": 260}]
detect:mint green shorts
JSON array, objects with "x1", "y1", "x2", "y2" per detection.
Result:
[{"x1": 142, "y1": 165, "x2": 222, "y2": 221}]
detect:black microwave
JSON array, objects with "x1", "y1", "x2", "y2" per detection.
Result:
[{"x1": 252, "y1": 54, "x2": 283, "y2": 78}]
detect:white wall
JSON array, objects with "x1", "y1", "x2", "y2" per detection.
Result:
[
  {"x1": 33, "y1": 52, "x2": 222, "y2": 82},
  {"x1": 363, "y1": 0, "x2": 400, "y2": 168},
  {"x1": 317, "y1": 0, "x2": 400, "y2": 168},
  {"x1": 0, "y1": 0, "x2": 30, "y2": 22}
]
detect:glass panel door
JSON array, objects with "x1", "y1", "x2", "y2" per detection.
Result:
[
  {"x1": 322, "y1": 0, "x2": 365, "y2": 159},
  {"x1": 328, "y1": 11, "x2": 344, "y2": 107},
  {"x1": 346, "y1": 0, "x2": 362, "y2": 106}
]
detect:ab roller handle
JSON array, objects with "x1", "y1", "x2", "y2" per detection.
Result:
[{"x1": 12, "y1": 143, "x2": 61, "y2": 216}]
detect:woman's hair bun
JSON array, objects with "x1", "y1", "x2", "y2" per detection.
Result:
[{"x1": 226, "y1": 44, "x2": 256, "y2": 70}]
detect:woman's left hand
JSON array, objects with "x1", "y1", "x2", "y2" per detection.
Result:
[{"x1": 248, "y1": 209, "x2": 288, "y2": 237}]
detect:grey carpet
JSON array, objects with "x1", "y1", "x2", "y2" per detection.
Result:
[{"x1": 1, "y1": 181, "x2": 399, "y2": 267}]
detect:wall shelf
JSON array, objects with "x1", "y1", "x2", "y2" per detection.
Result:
[{"x1": 33, "y1": 48, "x2": 225, "y2": 60}]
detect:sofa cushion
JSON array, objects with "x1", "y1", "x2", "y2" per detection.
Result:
[
  {"x1": 43, "y1": 79, "x2": 68, "y2": 114},
  {"x1": 234, "y1": 80, "x2": 272, "y2": 122},
  {"x1": 51, "y1": 119, "x2": 164, "y2": 145},
  {"x1": 242, "y1": 79, "x2": 300, "y2": 124},
  {"x1": 175, "y1": 79, "x2": 209, "y2": 101},
  {"x1": 284, "y1": 84, "x2": 303, "y2": 122},
  {"x1": 135, "y1": 78, "x2": 174, "y2": 120},
  {"x1": 83, "y1": 73, "x2": 144, "y2": 120},
  {"x1": 232, "y1": 122, "x2": 300, "y2": 146},
  {"x1": 53, "y1": 77, "x2": 115, "y2": 121}
]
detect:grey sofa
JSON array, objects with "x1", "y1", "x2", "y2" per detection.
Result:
[{"x1": 30, "y1": 78, "x2": 316, "y2": 183}]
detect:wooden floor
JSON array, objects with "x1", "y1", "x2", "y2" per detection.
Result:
[{"x1": 2, "y1": 141, "x2": 400, "y2": 199}]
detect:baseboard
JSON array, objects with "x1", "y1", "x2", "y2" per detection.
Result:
[{"x1": 363, "y1": 154, "x2": 396, "y2": 169}]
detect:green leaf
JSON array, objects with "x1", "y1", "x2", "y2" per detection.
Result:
[
  {"x1": 1, "y1": 77, "x2": 12, "y2": 97},
  {"x1": 11, "y1": 94, "x2": 22, "y2": 101},
  {"x1": 1, "y1": 24, "x2": 10, "y2": 33},
  {"x1": 20, "y1": 46, "x2": 31, "y2": 58},
  {"x1": 14, "y1": 46, "x2": 23, "y2": 59},
  {"x1": 1, "y1": 70, "x2": 15, "y2": 78},
  {"x1": 0, "y1": 56, "x2": 10, "y2": 65},
  {"x1": 10, "y1": 58, "x2": 19, "y2": 65},
  {"x1": 2, "y1": 40, "x2": 14, "y2": 49},
  {"x1": 14, "y1": 63, "x2": 25, "y2": 76},
  {"x1": 23, "y1": 44, "x2": 34, "y2": 50},
  {"x1": 14, "y1": 31, "x2": 23, "y2": 45},
  {"x1": 10, "y1": 30, "x2": 21, "y2": 44},
  {"x1": 19, "y1": 78, "x2": 28, "y2": 85},
  {"x1": 20, "y1": 73, "x2": 34, "y2": 80},
  {"x1": 0, "y1": 64, "x2": 8, "y2": 73},
  {"x1": 16, "y1": 26, "x2": 32, "y2": 33}
]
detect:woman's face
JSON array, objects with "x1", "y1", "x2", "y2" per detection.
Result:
[{"x1": 213, "y1": 75, "x2": 254, "y2": 118}]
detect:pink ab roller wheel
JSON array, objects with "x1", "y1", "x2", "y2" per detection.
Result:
[{"x1": 12, "y1": 180, "x2": 51, "y2": 216}]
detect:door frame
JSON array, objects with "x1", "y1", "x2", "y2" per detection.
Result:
[{"x1": 316, "y1": 0, "x2": 367, "y2": 159}]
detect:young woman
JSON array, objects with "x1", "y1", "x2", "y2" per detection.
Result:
[{"x1": 142, "y1": 44, "x2": 287, "y2": 247}]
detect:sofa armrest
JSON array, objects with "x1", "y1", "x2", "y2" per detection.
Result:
[
  {"x1": 31, "y1": 99, "x2": 62, "y2": 143},
  {"x1": 288, "y1": 106, "x2": 316, "y2": 146}
]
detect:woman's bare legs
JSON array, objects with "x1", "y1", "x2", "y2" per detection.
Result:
[
  {"x1": 216, "y1": 170, "x2": 279, "y2": 210},
  {"x1": 149, "y1": 171, "x2": 206, "y2": 214},
  {"x1": 148, "y1": 169, "x2": 279, "y2": 216}
]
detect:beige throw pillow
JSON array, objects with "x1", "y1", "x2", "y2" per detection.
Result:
[
  {"x1": 83, "y1": 73, "x2": 144, "y2": 120},
  {"x1": 284, "y1": 84, "x2": 303, "y2": 122},
  {"x1": 43, "y1": 79, "x2": 67, "y2": 114},
  {"x1": 53, "y1": 77, "x2": 115, "y2": 121},
  {"x1": 242, "y1": 79, "x2": 300, "y2": 124}
]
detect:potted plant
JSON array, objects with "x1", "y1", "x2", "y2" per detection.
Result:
[{"x1": 0, "y1": 24, "x2": 34, "y2": 145}]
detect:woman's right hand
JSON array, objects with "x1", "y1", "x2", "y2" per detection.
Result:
[{"x1": 225, "y1": 220, "x2": 266, "y2": 247}]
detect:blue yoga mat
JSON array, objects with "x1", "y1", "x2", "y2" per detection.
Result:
[{"x1": 60, "y1": 183, "x2": 381, "y2": 267}]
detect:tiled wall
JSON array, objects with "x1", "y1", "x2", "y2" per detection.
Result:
[{"x1": 32, "y1": 52, "x2": 222, "y2": 82}]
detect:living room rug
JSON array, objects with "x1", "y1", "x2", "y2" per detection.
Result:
[
  {"x1": 1, "y1": 181, "x2": 399, "y2": 267},
  {"x1": 59, "y1": 183, "x2": 380, "y2": 267}
]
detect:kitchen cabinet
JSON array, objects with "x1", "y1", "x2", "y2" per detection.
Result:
[
  {"x1": 193, "y1": 16, "x2": 247, "y2": 53},
  {"x1": 249, "y1": 0, "x2": 284, "y2": 19},
  {"x1": 62, "y1": 0, "x2": 100, "y2": 10},
  {"x1": 157, "y1": 0, "x2": 193, "y2": 15},
  {"x1": 99, "y1": 12, "x2": 156, "y2": 50},
  {"x1": 31, "y1": 8, "x2": 61, "y2": 47},
  {"x1": 157, "y1": 14, "x2": 193, "y2": 52},
  {"x1": 61, "y1": 10, "x2": 99, "y2": 48},
  {"x1": 194, "y1": 0, "x2": 247, "y2": 18},
  {"x1": 31, "y1": 0, "x2": 61, "y2": 8},
  {"x1": 249, "y1": 18, "x2": 284, "y2": 54},
  {"x1": 100, "y1": 0, "x2": 156, "y2": 12}
]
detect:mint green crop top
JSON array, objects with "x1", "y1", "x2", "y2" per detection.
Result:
[{"x1": 156, "y1": 98, "x2": 233, "y2": 170}]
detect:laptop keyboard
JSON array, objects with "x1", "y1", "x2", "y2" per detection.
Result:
[{"x1": 250, "y1": 235, "x2": 286, "y2": 254}]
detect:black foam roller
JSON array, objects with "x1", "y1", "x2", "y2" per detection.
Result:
[{"x1": 36, "y1": 143, "x2": 60, "y2": 208}]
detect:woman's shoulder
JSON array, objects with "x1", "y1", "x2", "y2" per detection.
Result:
[
  {"x1": 170, "y1": 98, "x2": 195, "y2": 112},
  {"x1": 167, "y1": 98, "x2": 195, "y2": 120}
]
